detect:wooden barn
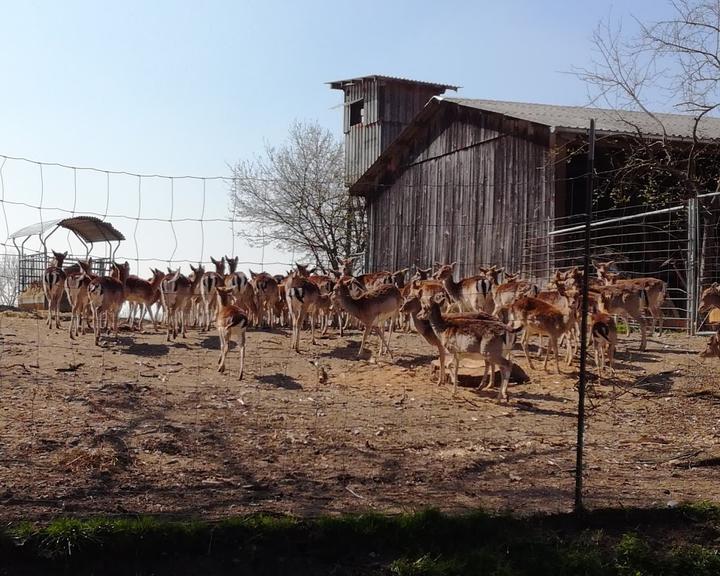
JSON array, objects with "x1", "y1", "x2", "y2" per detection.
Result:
[{"x1": 329, "y1": 75, "x2": 720, "y2": 281}]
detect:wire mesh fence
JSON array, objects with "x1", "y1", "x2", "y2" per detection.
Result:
[{"x1": 1, "y1": 153, "x2": 719, "y2": 520}]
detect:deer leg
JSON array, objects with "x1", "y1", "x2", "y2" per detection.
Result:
[
  {"x1": 238, "y1": 331, "x2": 245, "y2": 380},
  {"x1": 310, "y1": 308, "x2": 317, "y2": 345},
  {"x1": 376, "y1": 324, "x2": 393, "y2": 359},
  {"x1": 358, "y1": 323, "x2": 372, "y2": 357},
  {"x1": 436, "y1": 345, "x2": 446, "y2": 386},
  {"x1": 521, "y1": 329, "x2": 534, "y2": 369},
  {"x1": 498, "y1": 358, "x2": 511, "y2": 402},
  {"x1": 452, "y1": 352, "x2": 460, "y2": 396},
  {"x1": 218, "y1": 327, "x2": 228, "y2": 373}
]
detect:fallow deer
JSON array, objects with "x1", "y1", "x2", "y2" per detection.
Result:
[
  {"x1": 699, "y1": 330, "x2": 720, "y2": 359},
  {"x1": 510, "y1": 296, "x2": 576, "y2": 373},
  {"x1": 284, "y1": 266, "x2": 322, "y2": 352},
  {"x1": 216, "y1": 286, "x2": 249, "y2": 379},
  {"x1": 699, "y1": 283, "x2": 720, "y2": 316},
  {"x1": 64, "y1": 259, "x2": 94, "y2": 339},
  {"x1": 43, "y1": 250, "x2": 68, "y2": 329},
  {"x1": 87, "y1": 261, "x2": 130, "y2": 346},
  {"x1": 250, "y1": 270, "x2": 280, "y2": 327},
  {"x1": 419, "y1": 297, "x2": 518, "y2": 400},
  {"x1": 161, "y1": 264, "x2": 204, "y2": 341},
  {"x1": 331, "y1": 277, "x2": 402, "y2": 358},
  {"x1": 199, "y1": 257, "x2": 226, "y2": 331},
  {"x1": 595, "y1": 284, "x2": 647, "y2": 351},
  {"x1": 435, "y1": 262, "x2": 493, "y2": 313},
  {"x1": 125, "y1": 268, "x2": 165, "y2": 330},
  {"x1": 492, "y1": 272, "x2": 539, "y2": 315},
  {"x1": 595, "y1": 261, "x2": 666, "y2": 335},
  {"x1": 591, "y1": 310, "x2": 617, "y2": 377}
]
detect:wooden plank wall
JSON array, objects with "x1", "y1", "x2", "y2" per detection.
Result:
[
  {"x1": 366, "y1": 105, "x2": 554, "y2": 279},
  {"x1": 344, "y1": 79, "x2": 446, "y2": 186}
]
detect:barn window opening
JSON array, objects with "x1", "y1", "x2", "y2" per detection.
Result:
[{"x1": 350, "y1": 99, "x2": 365, "y2": 126}]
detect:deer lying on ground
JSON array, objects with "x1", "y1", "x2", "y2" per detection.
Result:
[
  {"x1": 419, "y1": 296, "x2": 518, "y2": 400},
  {"x1": 591, "y1": 310, "x2": 617, "y2": 377},
  {"x1": 284, "y1": 266, "x2": 322, "y2": 352},
  {"x1": 331, "y1": 277, "x2": 402, "y2": 358},
  {"x1": 510, "y1": 296, "x2": 575, "y2": 373},
  {"x1": 161, "y1": 264, "x2": 204, "y2": 341},
  {"x1": 699, "y1": 330, "x2": 720, "y2": 359},
  {"x1": 699, "y1": 283, "x2": 720, "y2": 316},
  {"x1": 87, "y1": 261, "x2": 130, "y2": 346},
  {"x1": 65, "y1": 259, "x2": 94, "y2": 339},
  {"x1": 595, "y1": 261, "x2": 666, "y2": 335},
  {"x1": 216, "y1": 287, "x2": 249, "y2": 379},
  {"x1": 125, "y1": 268, "x2": 165, "y2": 330},
  {"x1": 435, "y1": 262, "x2": 493, "y2": 313},
  {"x1": 43, "y1": 250, "x2": 68, "y2": 329}
]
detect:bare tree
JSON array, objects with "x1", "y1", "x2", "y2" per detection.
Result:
[
  {"x1": 577, "y1": 0, "x2": 720, "y2": 281},
  {"x1": 230, "y1": 121, "x2": 366, "y2": 272},
  {"x1": 0, "y1": 253, "x2": 18, "y2": 307}
]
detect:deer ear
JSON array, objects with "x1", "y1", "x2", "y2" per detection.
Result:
[{"x1": 713, "y1": 282, "x2": 719, "y2": 290}]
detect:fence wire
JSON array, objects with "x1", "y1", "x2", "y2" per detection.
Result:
[{"x1": 0, "y1": 153, "x2": 719, "y2": 521}]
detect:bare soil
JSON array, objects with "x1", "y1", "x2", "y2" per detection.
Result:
[{"x1": 1, "y1": 312, "x2": 719, "y2": 521}]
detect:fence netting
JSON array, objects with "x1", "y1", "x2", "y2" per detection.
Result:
[{"x1": 0, "y1": 153, "x2": 718, "y2": 520}]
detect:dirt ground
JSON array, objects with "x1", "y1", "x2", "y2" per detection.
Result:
[{"x1": 1, "y1": 312, "x2": 719, "y2": 521}]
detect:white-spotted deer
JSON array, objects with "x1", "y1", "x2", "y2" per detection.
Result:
[
  {"x1": 64, "y1": 259, "x2": 93, "y2": 339},
  {"x1": 419, "y1": 297, "x2": 518, "y2": 400},
  {"x1": 125, "y1": 268, "x2": 165, "y2": 330},
  {"x1": 435, "y1": 262, "x2": 493, "y2": 313},
  {"x1": 284, "y1": 267, "x2": 322, "y2": 352},
  {"x1": 591, "y1": 310, "x2": 617, "y2": 377},
  {"x1": 199, "y1": 257, "x2": 226, "y2": 331},
  {"x1": 331, "y1": 277, "x2": 402, "y2": 358}
]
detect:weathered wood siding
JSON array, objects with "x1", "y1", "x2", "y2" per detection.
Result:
[
  {"x1": 343, "y1": 79, "x2": 447, "y2": 185},
  {"x1": 366, "y1": 104, "x2": 554, "y2": 279}
]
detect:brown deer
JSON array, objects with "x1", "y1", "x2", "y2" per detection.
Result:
[
  {"x1": 250, "y1": 270, "x2": 280, "y2": 327},
  {"x1": 199, "y1": 257, "x2": 226, "y2": 331},
  {"x1": 699, "y1": 330, "x2": 720, "y2": 359},
  {"x1": 216, "y1": 287, "x2": 249, "y2": 379},
  {"x1": 125, "y1": 268, "x2": 165, "y2": 330},
  {"x1": 595, "y1": 284, "x2": 647, "y2": 351},
  {"x1": 161, "y1": 264, "x2": 205, "y2": 341},
  {"x1": 435, "y1": 262, "x2": 493, "y2": 312},
  {"x1": 591, "y1": 310, "x2": 617, "y2": 377},
  {"x1": 419, "y1": 297, "x2": 518, "y2": 400},
  {"x1": 699, "y1": 283, "x2": 720, "y2": 316},
  {"x1": 87, "y1": 261, "x2": 130, "y2": 346},
  {"x1": 64, "y1": 259, "x2": 94, "y2": 339},
  {"x1": 331, "y1": 277, "x2": 402, "y2": 358},
  {"x1": 595, "y1": 261, "x2": 666, "y2": 335},
  {"x1": 284, "y1": 267, "x2": 322, "y2": 352},
  {"x1": 510, "y1": 296, "x2": 576, "y2": 373},
  {"x1": 42, "y1": 250, "x2": 68, "y2": 328},
  {"x1": 492, "y1": 272, "x2": 540, "y2": 314}
]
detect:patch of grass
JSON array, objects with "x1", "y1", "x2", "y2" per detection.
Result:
[{"x1": 2, "y1": 506, "x2": 720, "y2": 575}]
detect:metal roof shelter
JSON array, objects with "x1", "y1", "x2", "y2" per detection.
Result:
[{"x1": 10, "y1": 216, "x2": 125, "y2": 258}]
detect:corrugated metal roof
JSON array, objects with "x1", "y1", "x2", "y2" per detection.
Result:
[
  {"x1": 444, "y1": 98, "x2": 720, "y2": 140},
  {"x1": 328, "y1": 75, "x2": 459, "y2": 91},
  {"x1": 10, "y1": 216, "x2": 125, "y2": 242}
]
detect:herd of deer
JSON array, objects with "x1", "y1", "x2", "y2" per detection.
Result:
[{"x1": 40, "y1": 250, "x2": 720, "y2": 402}]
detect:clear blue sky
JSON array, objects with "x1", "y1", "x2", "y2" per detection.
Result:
[{"x1": 0, "y1": 0, "x2": 672, "y2": 273}]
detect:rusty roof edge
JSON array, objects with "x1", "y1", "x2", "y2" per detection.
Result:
[{"x1": 328, "y1": 75, "x2": 459, "y2": 91}]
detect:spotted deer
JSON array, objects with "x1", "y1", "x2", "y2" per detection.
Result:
[
  {"x1": 591, "y1": 310, "x2": 617, "y2": 377},
  {"x1": 419, "y1": 297, "x2": 518, "y2": 400},
  {"x1": 284, "y1": 266, "x2": 322, "y2": 352},
  {"x1": 125, "y1": 268, "x2": 165, "y2": 330},
  {"x1": 435, "y1": 262, "x2": 493, "y2": 312},
  {"x1": 331, "y1": 277, "x2": 402, "y2": 358},
  {"x1": 199, "y1": 257, "x2": 226, "y2": 331},
  {"x1": 595, "y1": 284, "x2": 647, "y2": 351},
  {"x1": 250, "y1": 270, "x2": 280, "y2": 327},
  {"x1": 595, "y1": 261, "x2": 666, "y2": 335}
]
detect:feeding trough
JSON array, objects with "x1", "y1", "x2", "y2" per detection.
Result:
[{"x1": 9, "y1": 216, "x2": 125, "y2": 311}]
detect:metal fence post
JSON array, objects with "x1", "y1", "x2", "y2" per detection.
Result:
[{"x1": 687, "y1": 197, "x2": 698, "y2": 336}]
